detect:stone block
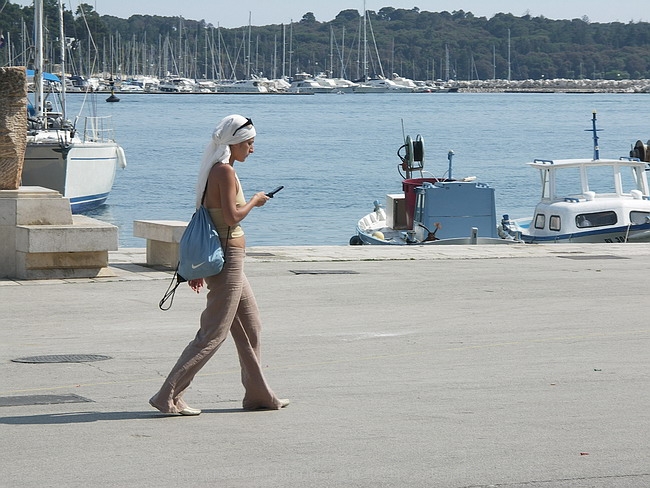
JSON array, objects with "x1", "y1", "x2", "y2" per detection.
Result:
[
  {"x1": 133, "y1": 220, "x2": 187, "y2": 267},
  {"x1": 0, "y1": 187, "x2": 73, "y2": 226},
  {"x1": 21, "y1": 250, "x2": 109, "y2": 270},
  {"x1": 15, "y1": 215, "x2": 118, "y2": 253},
  {"x1": 0, "y1": 190, "x2": 118, "y2": 279},
  {"x1": 0, "y1": 225, "x2": 16, "y2": 277},
  {"x1": 146, "y1": 240, "x2": 179, "y2": 268},
  {"x1": 133, "y1": 220, "x2": 187, "y2": 242},
  {"x1": 13, "y1": 256, "x2": 116, "y2": 280}
]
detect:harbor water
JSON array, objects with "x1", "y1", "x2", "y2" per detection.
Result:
[{"x1": 65, "y1": 92, "x2": 650, "y2": 247}]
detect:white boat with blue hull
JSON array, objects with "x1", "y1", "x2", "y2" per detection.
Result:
[
  {"x1": 351, "y1": 134, "x2": 520, "y2": 246},
  {"x1": 23, "y1": 130, "x2": 126, "y2": 213},
  {"x1": 503, "y1": 112, "x2": 650, "y2": 244},
  {"x1": 21, "y1": 0, "x2": 126, "y2": 214}
]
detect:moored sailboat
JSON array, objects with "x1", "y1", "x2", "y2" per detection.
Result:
[{"x1": 21, "y1": 0, "x2": 126, "y2": 213}]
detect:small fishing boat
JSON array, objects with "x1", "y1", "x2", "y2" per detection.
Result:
[
  {"x1": 502, "y1": 112, "x2": 650, "y2": 243},
  {"x1": 21, "y1": 0, "x2": 126, "y2": 213},
  {"x1": 351, "y1": 133, "x2": 519, "y2": 245}
]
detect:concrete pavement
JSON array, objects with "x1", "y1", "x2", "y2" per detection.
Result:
[{"x1": 1, "y1": 244, "x2": 649, "y2": 487}]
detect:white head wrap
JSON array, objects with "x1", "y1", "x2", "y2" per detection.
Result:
[{"x1": 195, "y1": 114, "x2": 256, "y2": 207}]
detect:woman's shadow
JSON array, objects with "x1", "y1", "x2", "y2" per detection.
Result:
[{"x1": 0, "y1": 408, "x2": 242, "y2": 425}]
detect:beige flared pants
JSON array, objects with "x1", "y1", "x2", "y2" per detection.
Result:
[{"x1": 150, "y1": 247, "x2": 282, "y2": 413}]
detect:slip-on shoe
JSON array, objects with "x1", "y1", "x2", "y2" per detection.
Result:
[{"x1": 179, "y1": 406, "x2": 202, "y2": 416}]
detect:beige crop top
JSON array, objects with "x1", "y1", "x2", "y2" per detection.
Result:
[{"x1": 208, "y1": 175, "x2": 246, "y2": 239}]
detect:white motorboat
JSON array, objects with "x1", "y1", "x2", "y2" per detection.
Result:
[
  {"x1": 351, "y1": 134, "x2": 519, "y2": 246},
  {"x1": 365, "y1": 76, "x2": 414, "y2": 92},
  {"x1": 313, "y1": 74, "x2": 358, "y2": 93},
  {"x1": 21, "y1": 0, "x2": 127, "y2": 213},
  {"x1": 352, "y1": 76, "x2": 391, "y2": 93},
  {"x1": 217, "y1": 79, "x2": 270, "y2": 94},
  {"x1": 158, "y1": 77, "x2": 195, "y2": 93},
  {"x1": 502, "y1": 112, "x2": 650, "y2": 243},
  {"x1": 118, "y1": 79, "x2": 145, "y2": 92},
  {"x1": 287, "y1": 77, "x2": 333, "y2": 94},
  {"x1": 390, "y1": 73, "x2": 418, "y2": 91}
]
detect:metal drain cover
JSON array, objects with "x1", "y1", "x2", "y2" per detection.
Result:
[
  {"x1": 558, "y1": 255, "x2": 628, "y2": 260},
  {"x1": 11, "y1": 354, "x2": 112, "y2": 364},
  {"x1": 0, "y1": 393, "x2": 93, "y2": 407},
  {"x1": 290, "y1": 270, "x2": 359, "y2": 275}
]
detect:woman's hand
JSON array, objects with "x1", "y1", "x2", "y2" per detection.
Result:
[
  {"x1": 251, "y1": 191, "x2": 270, "y2": 207},
  {"x1": 188, "y1": 278, "x2": 204, "y2": 293}
]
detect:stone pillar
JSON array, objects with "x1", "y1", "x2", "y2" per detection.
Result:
[{"x1": 0, "y1": 67, "x2": 27, "y2": 190}]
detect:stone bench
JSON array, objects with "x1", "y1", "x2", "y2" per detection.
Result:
[
  {"x1": 1, "y1": 188, "x2": 118, "y2": 279},
  {"x1": 133, "y1": 220, "x2": 187, "y2": 268}
]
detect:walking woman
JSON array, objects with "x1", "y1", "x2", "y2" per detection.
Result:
[{"x1": 150, "y1": 114, "x2": 289, "y2": 415}]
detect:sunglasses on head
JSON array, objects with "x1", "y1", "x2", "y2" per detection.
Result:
[{"x1": 232, "y1": 117, "x2": 253, "y2": 136}]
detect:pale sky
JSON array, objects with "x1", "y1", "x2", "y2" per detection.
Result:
[{"x1": 8, "y1": 1, "x2": 647, "y2": 28}]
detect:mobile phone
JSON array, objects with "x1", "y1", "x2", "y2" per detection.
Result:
[{"x1": 265, "y1": 185, "x2": 284, "y2": 198}]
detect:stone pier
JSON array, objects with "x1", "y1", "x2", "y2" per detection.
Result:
[{"x1": 0, "y1": 66, "x2": 118, "y2": 279}]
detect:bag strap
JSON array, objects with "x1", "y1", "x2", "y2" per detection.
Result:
[
  {"x1": 201, "y1": 181, "x2": 208, "y2": 205},
  {"x1": 159, "y1": 266, "x2": 187, "y2": 311},
  {"x1": 202, "y1": 175, "x2": 230, "y2": 255}
]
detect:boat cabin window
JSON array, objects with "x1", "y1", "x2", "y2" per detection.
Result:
[
  {"x1": 575, "y1": 211, "x2": 617, "y2": 228},
  {"x1": 549, "y1": 215, "x2": 561, "y2": 231},
  {"x1": 534, "y1": 213, "x2": 545, "y2": 229},
  {"x1": 584, "y1": 165, "x2": 617, "y2": 194},
  {"x1": 552, "y1": 167, "x2": 582, "y2": 200},
  {"x1": 620, "y1": 166, "x2": 646, "y2": 194},
  {"x1": 630, "y1": 211, "x2": 650, "y2": 225}
]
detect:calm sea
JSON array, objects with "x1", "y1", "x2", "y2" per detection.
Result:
[{"x1": 65, "y1": 91, "x2": 650, "y2": 247}]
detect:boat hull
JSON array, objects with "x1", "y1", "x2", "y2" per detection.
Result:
[
  {"x1": 355, "y1": 222, "x2": 518, "y2": 246},
  {"x1": 22, "y1": 140, "x2": 121, "y2": 213},
  {"x1": 519, "y1": 223, "x2": 650, "y2": 243}
]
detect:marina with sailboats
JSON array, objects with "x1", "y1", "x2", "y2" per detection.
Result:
[{"x1": 5, "y1": 1, "x2": 650, "y2": 95}]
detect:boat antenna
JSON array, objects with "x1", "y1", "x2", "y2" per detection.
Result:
[
  {"x1": 400, "y1": 118, "x2": 406, "y2": 143},
  {"x1": 447, "y1": 150, "x2": 454, "y2": 180},
  {"x1": 587, "y1": 110, "x2": 601, "y2": 160}
]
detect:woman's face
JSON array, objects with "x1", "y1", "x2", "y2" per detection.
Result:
[{"x1": 230, "y1": 138, "x2": 255, "y2": 163}]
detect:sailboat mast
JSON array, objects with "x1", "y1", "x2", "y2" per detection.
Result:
[
  {"x1": 341, "y1": 26, "x2": 345, "y2": 79},
  {"x1": 363, "y1": 0, "x2": 368, "y2": 80},
  {"x1": 34, "y1": 0, "x2": 44, "y2": 120},
  {"x1": 247, "y1": 12, "x2": 252, "y2": 78},
  {"x1": 329, "y1": 26, "x2": 334, "y2": 76},
  {"x1": 58, "y1": 0, "x2": 66, "y2": 120},
  {"x1": 281, "y1": 24, "x2": 285, "y2": 78}
]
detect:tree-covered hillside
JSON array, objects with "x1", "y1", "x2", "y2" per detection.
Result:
[{"x1": 2, "y1": 1, "x2": 650, "y2": 81}]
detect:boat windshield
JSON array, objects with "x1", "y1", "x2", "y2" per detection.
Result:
[
  {"x1": 547, "y1": 163, "x2": 647, "y2": 199},
  {"x1": 584, "y1": 165, "x2": 617, "y2": 194},
  {"x1": 549, "y1": 166, "x2": 582, "y2": 199}
]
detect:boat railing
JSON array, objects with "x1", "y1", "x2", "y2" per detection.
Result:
[{"x1": 81, "y1": 116, "x2": 115, "y2": 143}]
